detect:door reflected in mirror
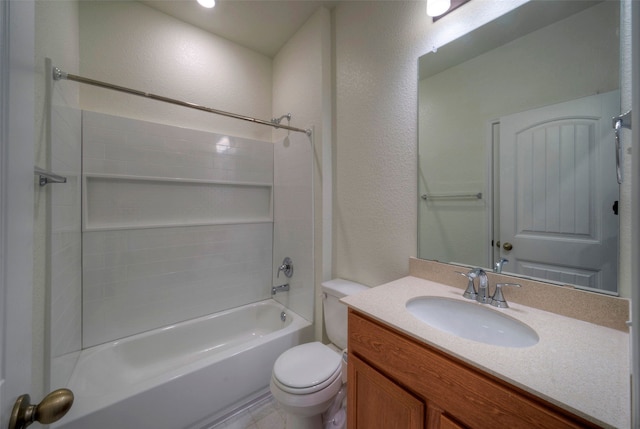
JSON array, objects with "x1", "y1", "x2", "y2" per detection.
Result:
[{"x1": 418, "y1": 1, "x2": 620, "y2": 294}]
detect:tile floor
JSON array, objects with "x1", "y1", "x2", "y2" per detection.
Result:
[{"x1": 210, "y1": 395, "x2": 286, "y2": 429}]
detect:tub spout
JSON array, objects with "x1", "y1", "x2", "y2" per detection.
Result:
[{"x1": 271, "y1": 283, "x2": 290, "y2": 295}]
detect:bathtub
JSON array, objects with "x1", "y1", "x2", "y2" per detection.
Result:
[{"x1": 53, "y1": 299, "x2": 312, "y2": 429}]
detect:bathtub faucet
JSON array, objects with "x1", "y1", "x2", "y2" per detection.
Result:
[{"x1": 271, "y1": 283, "x2": 290, "y2": 295}]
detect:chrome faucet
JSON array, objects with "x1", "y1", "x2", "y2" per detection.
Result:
[
  {"x1": 493, "y1": 258, "x2": 509, "y2": 273},
  {"x1": 277, "y1": 257, "x2": 293, "y2": 278},
  {"x1": 472, "y1": 268, "x2": 491, "y2": 304},
  {"x1": 460, "y1": 267, "x2": 521, "y2": 308},
  {"x1": 271, "y1": 283, "x2": 290, "y2": 295}
]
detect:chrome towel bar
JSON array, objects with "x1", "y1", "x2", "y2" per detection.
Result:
[
  {"x1": 421, "y1": 192, "x2": 482, "y2": 200},
  {"x1": 34, "y1": 167, "x2": 67, "y2": 187}
]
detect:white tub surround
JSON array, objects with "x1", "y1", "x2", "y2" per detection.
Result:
[
  {"x1": 52, "y1": 299, "x2": 312, "y2": 429},
  {"x1": 342, "y1": 277, "x2": 630, "y2": 429},
  {"x1": 81, "y1": 111, "x2": 275, "y2": 346}
]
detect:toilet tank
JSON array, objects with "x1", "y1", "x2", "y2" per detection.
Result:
[{"x1": 322, "y1": 279, "x2": 369, "y2": 350}]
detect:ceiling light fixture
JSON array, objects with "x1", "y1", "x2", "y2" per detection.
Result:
[
  {"x1": 197, "y1": 0, "x2": 215, "y2": 8},
  {"x1": 426, "y1": 0, "x2": 451, "y2": 17}
]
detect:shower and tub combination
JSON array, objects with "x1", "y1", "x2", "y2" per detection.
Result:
[
  {"x1": 54, "y1": 300, "x2": 310, "y2": 429},
  {"x1": 46, "y1": 67, "x2": 315, "y2": 429}
]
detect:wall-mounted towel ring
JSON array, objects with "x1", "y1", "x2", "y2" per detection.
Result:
[{"x1": 612, "y1": 111, "x2": 632, "y2": 184}]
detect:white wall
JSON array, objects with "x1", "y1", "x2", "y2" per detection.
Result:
[
  {"x1": 334, "y1": 1, "x2": 419, "y2": 287},
  {"x1": 332, "y1": 0, "x2": 633, "y2": 298},
  {"x1": 272, "y1": 8, "x2": 331, "y2": 336},
  {"x1": 273, "y1": 133, "x2": 314, "y2": 322},
  {"x1": 49, "y1": 89, "x2": 82, "y2": 359},
  {"x1": 35, "y1": 0, "x2": 82, "y2": 395},
  {"x1": 75, "y1": 1, "x2": 320, "y2": 340},
  {"x1": 333, "y1": 0, "x2": 525, "y2": 286},
  {"x1": 78, "y1": 1, "x2": 273, "y2": 141}
]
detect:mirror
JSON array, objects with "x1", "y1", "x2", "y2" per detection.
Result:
[{"x1": 418, "y1": 1, "x2": 620, "y2": 294}]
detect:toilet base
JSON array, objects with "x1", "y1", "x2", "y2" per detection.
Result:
[{"x1": 285, "y1": 413, "x2": 323, "y2": 429}]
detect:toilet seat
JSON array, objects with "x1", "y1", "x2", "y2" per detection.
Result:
[{"x1": 272, "y1": 342, "x2": 342, "y2": 395}]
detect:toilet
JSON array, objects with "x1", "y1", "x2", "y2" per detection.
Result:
[{"x1": 270, "y1": 279, "x2": 368, "y2": 429}]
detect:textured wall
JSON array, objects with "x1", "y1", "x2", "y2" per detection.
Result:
[
  {"x1": 333, "y1": 1, "x2": 525, "y2": 287},
  {"x1": 334, "y1": 1, "x2": 423, "y2": 287},
  {"x1": 78, "y1": 1, "x2": 273, "y2": 141}
]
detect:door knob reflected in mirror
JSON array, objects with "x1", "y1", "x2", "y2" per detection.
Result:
[
  {"x1": 503, "y1": 242, "x2": 513, "y2": 251},
  {"x1": 9, "y1": 388, "x2": 74, "y2": 429}
]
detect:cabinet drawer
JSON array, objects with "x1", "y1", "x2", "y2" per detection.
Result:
[{"x1": 348, "y1": 309, "x2": 599, "y2": 429}]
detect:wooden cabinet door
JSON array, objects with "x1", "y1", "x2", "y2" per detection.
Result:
[
  {"x1": 348, "y1": 354, "x2": 424, "y2": 429},
  {"x1": 439, "y1": 415, "x2": 466, "y2": 429},
  {"x1": 427, "y1": 404, "x2": 468, "y2": 429}
]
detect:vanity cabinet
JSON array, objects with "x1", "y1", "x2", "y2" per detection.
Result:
[
  {"x1": 347, "y1": 309, "x2": 601, "y2": 429},
  {"x1": 349, "y1": 353, "x2": 424, "y2": 428}
]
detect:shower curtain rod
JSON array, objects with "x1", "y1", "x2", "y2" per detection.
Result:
[{"x1": 52, "y1": 67, "x2": 312, "y2": 136}]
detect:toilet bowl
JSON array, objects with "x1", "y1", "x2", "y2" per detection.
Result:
[{"x1": 269, "y1": 279, "x2": 368, "y2": 429}]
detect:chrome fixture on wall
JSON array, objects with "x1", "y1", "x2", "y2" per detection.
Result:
[
  {"x1": 34, "y1": 167, "x2": 67, "y2": 187},
  {"x1": 272, "y1": 284, "x2": 290, "y2": 295},
  {"x1": 277, "y1": 257, "x2": 293, "y2": 278},
  {"x1": 52, "y1": 67, "x2": 312, "y2": 136},
  {"x1": 271, "y1": 113, "x2": 291, "y2": 129},
  {"x1": 421, "y1": 192, "x2": 482, "y2": 201}
]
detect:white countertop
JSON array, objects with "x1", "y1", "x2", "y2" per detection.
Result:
[{"x1": 341, "y1": 276, "x2": 630, "y2": 429}]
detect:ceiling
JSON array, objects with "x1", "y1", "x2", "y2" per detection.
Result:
[{"x1": 139, "y1": 0, "x2": 337, "y2": 57}]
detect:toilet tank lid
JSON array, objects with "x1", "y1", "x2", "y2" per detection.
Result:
[{"x1": 321, "y1": 278, "x2": 369, "y2": 298}]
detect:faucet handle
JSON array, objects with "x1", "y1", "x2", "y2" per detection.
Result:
[
  {"x1": 490, "y1": 283, "x2": 521, "y2": 308},
  {"x1": 455, "y1": 271, "x2": 477, "y2": 300},
  {"x1": 277, "y1": 257, "x2": 293, "y2": 278}
]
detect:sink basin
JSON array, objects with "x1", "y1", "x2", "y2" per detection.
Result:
[{"x1": 406, "y1": 297, "x2": 539, "y2": 348}]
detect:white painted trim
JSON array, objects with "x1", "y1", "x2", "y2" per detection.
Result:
[
  {"x1": 0, "y1": 0, "x2": 8, "y2": 419},
  {"x1": 485, "y1": 118, "x2": 500, "y2": 268},
  {"x1": 0, "y1": 0, "x2": 36, "y2": 425},
  {"x1": 630, "y1": 1, "x2": 639, "y2": 426}
]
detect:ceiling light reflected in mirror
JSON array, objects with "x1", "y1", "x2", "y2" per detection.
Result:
[
  {"x1": 197, "y1": 0, "x2": 215, "y2": 9},
  {"x1": 426, "y1": 0, "x2": 451, "y2": 17}
]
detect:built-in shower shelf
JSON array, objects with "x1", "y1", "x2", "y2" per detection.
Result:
[{"x1": 83, "y1": 174, "x2": 273, "y2": 231}]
